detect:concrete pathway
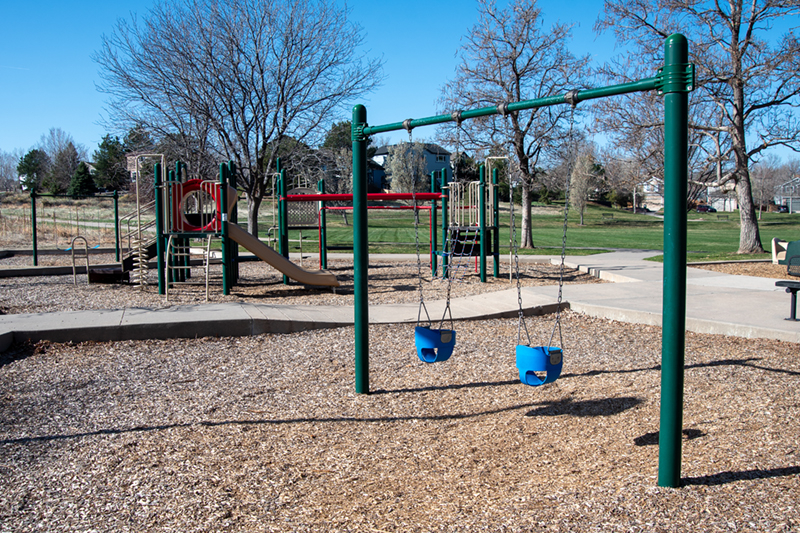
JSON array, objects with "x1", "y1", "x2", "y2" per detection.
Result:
[{"x1": 1, "y1": 250, "x2": 798, "y2": 351}]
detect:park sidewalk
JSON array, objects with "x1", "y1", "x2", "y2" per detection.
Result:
[{"x1": 1, "y1": 250, "x2": 798, "y2": 351}]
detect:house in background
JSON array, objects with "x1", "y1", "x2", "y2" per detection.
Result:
[
  {"x1": 371, "y1": 143, "x2": 451, "y2": 187},
  {"x1": 704, "y1": 181, "x2": 738, "y2": 212},
  {"x1": 642, "y1": 177, "x2": 664, "y2": 211},
  {"x1": 775, "y1": 177, "x2": 800, "y2": 213},
  {"x1": 641, "y1": 176, "x2": 739, "y2": 212}
]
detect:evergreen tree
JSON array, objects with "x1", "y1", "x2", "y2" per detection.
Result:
[
  {"x1": 67, "y1": 162, "x2": 97, "y2": 198},
  {"x1": 44, "y1": 142, "x2": 79, "y2": 194},
  {"x1": 322, "y1": 121, "x2": 352, "y2": 152},
  {"x1": 17, "y1": 149, "x2": 50, "y2": 192},
  {"x1": 93, "y1": 135, "x2": 129, "y2": 191}
]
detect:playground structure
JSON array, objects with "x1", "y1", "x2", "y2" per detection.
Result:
[
  {"x1": 348, "y1": 34, "x2": 694, "y2": 488},
  {"x1": 13, "y1": 156, "x2": 342, "y2": 298},
  {"x1": 274, "y1": 162, "x2": 502, "y2": 284},
  {"x1": 148, "y1": 158, "x2": 340, "y2": 297}
]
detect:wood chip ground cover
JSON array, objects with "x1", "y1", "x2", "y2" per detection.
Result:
[
  {"x1": 0, "y1": 255, "x2": 798, "y2": 531},
  {"x1": 1, "y1": 315, "x2": 799, "y2": 531}
]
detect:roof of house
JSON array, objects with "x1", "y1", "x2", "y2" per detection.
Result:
[{"x1": 372, "y1": 143, "x2": 451, "y2": 157}]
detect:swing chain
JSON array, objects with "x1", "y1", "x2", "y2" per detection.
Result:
[
  {"x1": 410, "y1": 127, "x2": 431, "y2": 327},
  {"x1": 511, "y1": 185, "x2": 532, "y2": 346},
  {"x1": 546, "y1": 104, "x2": 577, "y2": 350},
  {"x1": 439, "y1": 119, "x2": 463, "y2": 331}
]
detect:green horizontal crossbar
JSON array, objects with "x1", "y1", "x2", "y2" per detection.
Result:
[{"x1": 363, "y1": 77, "x2": 659, "y2": 136}]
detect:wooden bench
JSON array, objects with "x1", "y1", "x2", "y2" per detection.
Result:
[
  {"x1": 717, "y1": 214, "x2": 729, "y2": 221},
  {"x1": 602, "y1": 213, "x2": 614, "y2": 221},
  {"x1": 776, "y1": 256, "x2": 800, "y2": 321}
]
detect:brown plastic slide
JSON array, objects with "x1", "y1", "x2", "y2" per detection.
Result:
[{"x1": 227, "y1": 223, "x2": 339, "y2": 287}]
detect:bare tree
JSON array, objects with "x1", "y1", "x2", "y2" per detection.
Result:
[
  {"x1": 96, "y1": 0, "x2": 383, "y2": 235},
  {"x1": 596, "y1": 0, "x2": 800, "y2": 253},
  {"x1": 386, "y1": 142, "x2": 429, "y2": 194},
  {"x1": 0, "y1": 149, "x2": 23, "y2": 192},
  {"x1": 602, "y1": 150, "x2": 649, "y2": 212},
  {"x1": 38, "y1": 127, "x2": 87, "y2": 163},
  {"x1": 438, "y1": 0, "x2": 589, "y2": 248},
  {"x1": 750, "y1": 154, "x2": 781, "y2": 219},
  {"x1": 570, "y1": 152, "x2": 595, "y2": 225}
]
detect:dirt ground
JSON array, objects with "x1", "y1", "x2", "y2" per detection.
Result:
[{"x1": 1, "y1": 254, "x2": 799, "y2": 531}]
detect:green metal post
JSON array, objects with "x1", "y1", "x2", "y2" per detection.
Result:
[
  {"x1": 441, "y1": 168, "x2": 449, "y2": 277},
  {"x1": 479, "y1": 164, "x2": 486, "y2": 282},
  {"x1": 228, "y1": 160, "x2": 239, "y2": 285},
  {"x1": 278, "y1": 162, "x2": 289, "y2": 285},
  {"x1": 154, "y1": 163, "x2": 166, "y2": 295},
  {"x1": 220, "y1": 162, "x2": 230, "y2": 295},
  {"x1": 492, "y1": 167, "x2": 500, "y2": 278},
  {"x1": 30, "y1": 191, "x2": 37, "y2": 266},
  {"x1": 174, "y1": 161, "x2": 189, "y2": 282},
  {"x1": 113, "y1": 190, "x2": 121, "y2": 262},
  {"x1": 658, "y1": 33, "x2": 692, "y2": 488},
  {"x1": 167, "y1": 169, "x2": 178, "y2": 285},
  {"x1": 430, "y1": 170, "x2": 438, "y2": 276},
  {"x1": 318, "y1": 179, "x2": 328, "y2": 270},
  {"x1": 352, "y1": 105, "x2": 370, "y2": 394}
]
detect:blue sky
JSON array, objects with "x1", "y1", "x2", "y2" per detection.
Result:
[{"x1": 0, "y1": 0, "x2": 624, "y2": 157}]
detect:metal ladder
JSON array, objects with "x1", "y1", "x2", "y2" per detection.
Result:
[{"x1": 165, "y1": 235, "x2": 214, "y2": 301}]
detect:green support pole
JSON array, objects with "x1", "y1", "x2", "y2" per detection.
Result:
[
  {"x1": 658, "y1": 33, "x2": 692, "y2": 488},
  {"x1": 113, "y1": 190, "x2": 121, "y2": 262},
  {"x1": 318, "y1": 179, "x2": 328, "y2": 270},
  {"x1": 441, "y1": 168, "x2": 449, "y2": 277},
  {"x1": 228, "y1": 160, "x2": 239, "y2": 286},
  {"x1": 278, "y1": 163, "x2": 289, "y2": 285},
  {"x1": 492, "y1": 167, "x2": 500, "y2": 278},
  {"x1": 154, "y1": 163, "x2": 166, "y2": 295},
  {"x1": 430, "y1": 170, "x2": 438, "y2": 276},
  {"x1": 30, "y1": 191, "x2": 37, "y2": 266},
  {"x1": 173, "y1": 162, "x2": 186, "y2": 282},
  {"x1": 167, "y1": 169, "x2": 177, "y2": 285},
  {"x1": 352, "y1": 105, "x2": 370, "y2": 394},
  {"x1": 479, "y1": 164, "x2": 486, "y2": 283},
  {"x1": 220, "y1": 162, "x2": 230, "y2": 295}
]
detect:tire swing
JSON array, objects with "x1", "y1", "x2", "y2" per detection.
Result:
[
  {"x1": 512, "y1": 93, "x2": 578, "y2": 387},
  {"x1": 410, "y1": 118, "x2": 457, "y2": 363}
]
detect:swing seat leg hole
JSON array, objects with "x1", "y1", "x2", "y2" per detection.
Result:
[
  {"x1": 414, "y1": 327, "x2": 456, "y2": 363},
  {"x1": 516, "y1": 345, "x2": 563, "y2": 386}
]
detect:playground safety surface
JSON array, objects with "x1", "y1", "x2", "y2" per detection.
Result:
[
  {"x1": 1, "y1": 250, "x2": 799, "y2": 530},
  {"x1": 1, "y1": 313, "x2": 798, "y2": 531}
]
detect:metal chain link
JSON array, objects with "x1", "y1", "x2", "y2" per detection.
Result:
[
  {"x1": 438, "y1": 121, "x2": 461, "y2": 331},
  {"x1": 410, "y1": 128, "x2": 431, "y2": 327},
  {"x1": 511, "y1": 184, "x2": 532, "y2": 346},
  {"x1": 546, "y1": 105, "x2": 577, "y2": 351}
]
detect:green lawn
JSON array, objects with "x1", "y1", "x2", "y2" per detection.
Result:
[{"x1": 269, "y1": 202, "x2": 799, "y2": 261}]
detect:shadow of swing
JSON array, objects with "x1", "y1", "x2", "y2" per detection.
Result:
[
  {"x1": 524, "y1": 396, "x2": 644, "y2": 418},
  {"x1": 681, "y1": 465, "x2": 800, "y2": 486},
  {"x1": 633, "y1": 428, "x2": 705, "y2": 446},
  {"x1": 2, "y1": 394, "x2": 646, "y2": 446}
]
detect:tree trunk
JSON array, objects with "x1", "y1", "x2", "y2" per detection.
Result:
[
  {"x1": 520, "y1": 180, "x2": 535, "y2": 248},
  {"x1": 246, "y1": 194, "x2": 263, "y2": 237},
  {"x1": 735, "y1": 174, "x2": 764, "y2": 253}
]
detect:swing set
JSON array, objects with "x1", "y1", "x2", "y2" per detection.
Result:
[{"x1": 351, "y1": 34, "x2": 693, "y2": 488}]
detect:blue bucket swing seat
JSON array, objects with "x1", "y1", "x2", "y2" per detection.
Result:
[
  {"x1": 415, "y1": 326, "x2": 456, "y2": 363},
  {"x1": 516, "y1": 345, "x2": 563, "y2": 386}
]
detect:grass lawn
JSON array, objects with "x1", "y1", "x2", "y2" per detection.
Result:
[
  {"x1": 3, "y1": 192, "x2": 798, "y2": 262},
  {"x1": 273, "y1": 201, "x2": 800, "y2": 261}
]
